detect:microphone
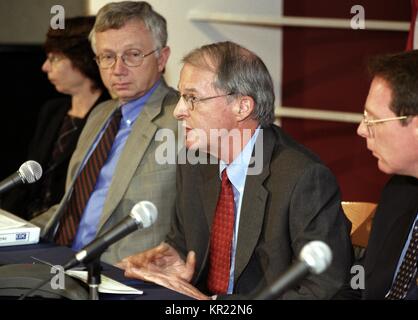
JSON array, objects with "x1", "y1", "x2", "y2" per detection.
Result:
[
  {"x1": 0, "y1": 160, "x2": 42, "y2": 195},
  {"x1": 18, "y1": 201, "x2": 157, "y2": 300},
  {"x1": 63, "y1": 201, "x2": 158, "y2": 270},
  {"x1": 253, "y1": 241, "x2": 332, "y2": 300}
]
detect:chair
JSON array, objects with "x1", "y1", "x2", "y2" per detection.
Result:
[{"x1": 342, "y1": 201, "x2": 377, "y2": 248}]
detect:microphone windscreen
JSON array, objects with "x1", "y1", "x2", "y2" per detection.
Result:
[
  {"x1": 130, "y1": 201, "x2": 158, "y2": 228},
  {"x1": 299, "y1": 241, "x2": 332, "y2": 274},
  {"x1": 19, "y1": 160, "x2": 42, "y2": 183}
]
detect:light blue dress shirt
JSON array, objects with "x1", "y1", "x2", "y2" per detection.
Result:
[
  {"x1": 218, "y1": 127, "x2": 260, "y2": 294},
  {"x1": 71, "y1": 81, "x2": 160, "y2": 251}
]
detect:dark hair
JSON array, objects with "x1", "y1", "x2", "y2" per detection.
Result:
[
  {"x1": 368, "y1": 50, "x2": 418, "y2": 123},
  {"x1": 44, "y1": 16, "x2": 105, "y2": 91},
  {"x1": 182, "y1": 41, "x2": 275, "y2": 127}
]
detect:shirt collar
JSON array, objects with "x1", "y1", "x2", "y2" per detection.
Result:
[
  {"x1": 119, "y1": 79, "x2": 161, "y2": 126},
  {"x1": 219, "y1": 127, "x2": 261, "y2": 194}
]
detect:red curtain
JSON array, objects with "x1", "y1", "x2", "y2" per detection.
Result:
[
  {"x1": 281, "y1": 0, "x2": 409, "y2": 201},
  {"x1": 406, "y1": 0, "x2": 418, "y2": 50}
]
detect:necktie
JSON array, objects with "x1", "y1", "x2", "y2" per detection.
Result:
[
  {"x1": 386, "y1": 220, "x2": 418, "y2": 299},
  {"x1": 55, "y1": 109, "x2": 122, "y2": 246},
  {"x1": 207, "y1": 170, "x2": 235, "y2": 295}
]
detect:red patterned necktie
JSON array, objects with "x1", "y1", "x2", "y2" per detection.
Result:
[
  {"x1": 386, "y1": 220, "x2": 418, "y2": 299},
  {"x1": 55, "y1": 108, "x2": 122, "y2": 246},
  {"x1": 207, "y1": 170, "x2": 235, "y2": 294}
]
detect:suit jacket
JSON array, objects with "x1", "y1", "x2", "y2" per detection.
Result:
[
  {"x1": 363, "y1": 175, "x2": 418, "y2": 299},
  {"x1": 167, "y1": 125, "x2": 353, "y2": 299},
  {"x1": 0, "y1": 93, "x2": 109, "y2": 219},
  {"x1": 32, "y1": 80, "x2": 179, "y2": 265}
]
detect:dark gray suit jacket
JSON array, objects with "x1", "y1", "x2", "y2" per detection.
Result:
[
  {"x1": 363, "y1": 175, "x2": 418, "y2": 299},
  {"x1": 167, "y1": 125, "x2": 353, "y2": 299}
]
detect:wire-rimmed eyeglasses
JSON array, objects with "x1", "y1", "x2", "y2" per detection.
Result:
[
  {"x1": 95, "y1": 48, "x2": 159, "y2": 69},
  {"x1": 362, "y1": 110, "x2": 410, "y2": 138},
  {"x1": 180, "y1": 93, "x2": 235, "y2": 111}
]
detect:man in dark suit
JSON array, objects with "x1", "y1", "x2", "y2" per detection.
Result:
[
  {"x1": 119, "y1": 41, "x2": 353, "y2": 299},
  {"x1": 357, "y1": 50, "x2": 418, "y2": 300}
]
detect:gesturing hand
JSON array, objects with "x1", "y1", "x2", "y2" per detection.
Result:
[
  {"x1": 117, "y1": 242, "x2": 195, "y2": 282},
  {"x1": 117, "y1": 242, "x2": 210, "y2": 300}
]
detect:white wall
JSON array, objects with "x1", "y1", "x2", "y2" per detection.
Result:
[
  {"x1": 0, "y1": 0, "x2": 87, "y2": 44},
  {"x1": 88, "y1": 0, "x2": 283, "y2": 104}
]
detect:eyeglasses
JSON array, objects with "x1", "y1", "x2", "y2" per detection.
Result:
[
  {"x1": 95, "y1": 48, "x2": 159, "y2": 69},
  {"x1": 180, "y1": 93, "x2": 235, "y2": 111},
  {"x1": 46, "y1": 54, "x2": 65, "y2": 65},
  {"x1": 362, "y1": 110, "x2": 410, "y2": 138}
]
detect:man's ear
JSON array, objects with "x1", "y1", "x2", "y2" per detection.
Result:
[
  {"x1": 157, "y1": 46, "x2": 170, "y2": 72},
  {"x1": 236, "y1": 96, "x2": 255, "y2": 121}
]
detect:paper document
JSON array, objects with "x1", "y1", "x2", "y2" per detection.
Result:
[
  {"x1": 0, "y1": 209, "x2": 40, "y2": 246},
  {"x1": 66, "y1": 270, "x2": 143, "y2": 295}
]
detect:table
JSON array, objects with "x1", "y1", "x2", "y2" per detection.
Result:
[{"x1": 0, "y1": 242, "x2": 190, "y2": 300}]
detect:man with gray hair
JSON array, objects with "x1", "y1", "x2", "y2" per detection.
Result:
[
  {"x1": 120, "y1": 41, "x2": 353, "y2": 299},
  {"x1": 32, "y1": 1, "x2": 178, "y2": 265}
]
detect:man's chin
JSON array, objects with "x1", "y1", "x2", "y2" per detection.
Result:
[{"x1": 377, "y1": 160, "x2": 392, "y2": 175}]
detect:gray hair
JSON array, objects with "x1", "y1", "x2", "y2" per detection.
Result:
[
  {"x1": 89, "y1": 1, "x2": 167, "y2": 53},
  {"x1": 182, "y1": 41, "x2": 275, "y2": 127}
]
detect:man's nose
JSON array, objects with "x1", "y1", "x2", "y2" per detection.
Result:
[
  {"x1": 173, "y1": 97, "x2": 189, "y2": 120},
  {"x1": 112, "y1": 56, "x2": 129, "y2": 75},
  {"x1": 357, "y1": 120, "x2": 369, "y2": 138}
]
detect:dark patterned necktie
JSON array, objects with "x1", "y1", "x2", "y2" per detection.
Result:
[
  {"x1": 386, "y1": 220, "x2": 418, "y2": 299},
  {"x1": 207, "y1": 170, "x2": 235, "y2": 295},
  {"x1": 55, "y1": 109, "x2": 122, "y2": 246}
]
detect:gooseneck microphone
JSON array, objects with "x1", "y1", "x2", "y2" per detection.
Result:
[
  {"x1": 253, "y1": 241, "x2": 332, "y2": 300},
  {"x1": 19, "y1": 201, "x2": 158, "y2": 300},
  {"x1": 63, "y1": 200, "x2": 158, "y2": 270},
  {"x1": 0, "y1": 160, "x2": 42, "y2": 195}
]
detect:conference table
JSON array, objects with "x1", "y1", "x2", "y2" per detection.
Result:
[{"x1": 0, "y1": 242, "x2": 190, "y2": 300}]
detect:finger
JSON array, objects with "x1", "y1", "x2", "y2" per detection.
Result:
[
  {"x1": 182, "y1": 251, "x2": 196, "y2": 281},
  {"x1": 155, "y1": 242, "x2": 175, "y2": 256},
  {"x1": 115, "y1": 260, "x2": 129, "y2": 270},
  {"x1": 124, "y1": 266, "x2": 148, "y2": 280}
]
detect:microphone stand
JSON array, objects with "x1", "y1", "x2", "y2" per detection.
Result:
[{"x1": 86, "y1": 257, "x2": 102, "y2": 300}]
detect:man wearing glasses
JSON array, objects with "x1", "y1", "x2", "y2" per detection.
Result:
[
  {"x1": 119, "y1": 41, "x2": 353, "y2": 300},
  {"x1": 32, "y1": 1, "x2": 178, "y2": 265},
  {"x1": 357, "y1": 50, "x2": 418, "y2": 299}
]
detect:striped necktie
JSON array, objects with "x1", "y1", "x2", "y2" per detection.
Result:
[
  {"x1": 55, "y1": 108, "x2": 122, "y2": 246},
  {"x1": 386, "y1": 220, "x2": 418, "y2": 299}
]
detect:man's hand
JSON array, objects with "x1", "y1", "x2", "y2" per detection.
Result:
[
  {"x1": 126, "y1": 267, "x2": 211, "y2": 300},
  {"x1": 117, "y1": 242, "x2": 195, "y2": 282},
  {"x1": 117, "y1": 242, "x2": 210, "y2": 300}
]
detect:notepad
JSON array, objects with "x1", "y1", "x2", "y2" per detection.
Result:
[{"x1": 65, "y1": 270, "x2": 143, "y2": 295}]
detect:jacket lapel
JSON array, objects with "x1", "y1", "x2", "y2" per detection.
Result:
[
  {"x1": 195, "y1": 128, "x2": 276, "y2": 282},
  {"x1": 365, "y1": 176, "x2": 418, "y2": 281},
  {"x1": 97, "y1": 82, "x2": 169, "y2": 230},
  {"x1": 42, "y1": 100, "x2": 118, "y2": 238},
  {"x1": 233, "y1": 128, "x2": 274, "y2": 281}
]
